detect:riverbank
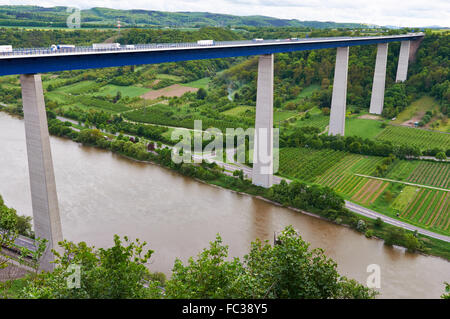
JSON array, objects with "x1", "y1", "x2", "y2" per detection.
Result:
[
  {"x1": 1, "y1": 108, "x2": 449, "y2": 261},
  {"x1": 2, "y1": 110, "x2": 450, "y2": 298}
]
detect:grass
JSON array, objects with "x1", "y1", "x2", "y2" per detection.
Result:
[
  {"x1": 282, "y1": 84, "x2": 321, "y2": 107},
  {"x1": 345, "y1": 118, "x2": 385, "y2": 139},
  {"x1": 298, "y1": 84, "x2": 321, "y2": 98},
  {"x1": 274, "y1": 110, "x2": 297, "y2": 122},
  {"x1": 95, "y1": 84, "x2": 150, "y2": 98},
  {"x1": 45, "y1": 92, "x2": 74, "y2": 104},
  {"x1": 221, "y1": 106, "x2": 254, "y2": 117},
  {"x1": 292, "y1": 113, "x2": 329, "y2": 131},
  {"x1": 156, "y1": 74, "x2": 183, "y2": 82},
  {"x1": 182, "y1": 77, "x2": 211, "y2": 89},
  {"x1": 391, "y1": 186, "x2": 418, "y2": 212},
  {"x1": 53, "y1": 81, "x2": 102, "y2": 95},
  {"x1": 391, "y1": 96, "x2": 439, "y2": 124}
]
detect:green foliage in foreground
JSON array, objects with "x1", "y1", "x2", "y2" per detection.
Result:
[
  {"x1": 166, "y1": 227, "x2": 376, "y2": 299},
  {"x1": 16, "y1": 227, "x2": 377, "y2": 299},
  {"x1": 442, "y1": 282, "x2": 450, "y2": 299},
  {"x1": 19, "y1": 235, "x2": 161, "y2": 299},
  {"x1": 0, "y1": 195, "x2": 33, "y2": 239}
]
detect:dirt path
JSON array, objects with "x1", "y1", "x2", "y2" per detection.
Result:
[
  {"x1": 358, "y1": 114, "x2": 381, "y2": 120},
  {"x1": 140, "y1": 84, "x2": 198, "y2": 100}
]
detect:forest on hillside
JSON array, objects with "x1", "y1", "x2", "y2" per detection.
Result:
[
  {"x1": 0, "y1": 27, "x2": 447, "y2": 119},
  {"x1": 0, "y1": 5, "x2": 369, "y2": 29}
]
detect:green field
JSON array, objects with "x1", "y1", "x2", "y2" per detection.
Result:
[
  {"x1": 292, "y1": 114, "x2": 329, "y2": 131},
  {"x1": 156, "y1": 74, "x2": 183, "y2": 81},
  {"x1": 391, "y1": 96, "x2": 439, "y2": 124},
  {"x1": 95, "y1": 84, "x2": 150, "y2": 98},
  {"x1": 53, "y1": 81, "x2": 103, "y2": 95},
  {"x1": 182, "y1": 77, "x2": 211, "y2": 89},
  {"x1": 274, "y1": 110, "x2": 297, "y2": 122},
  {"x1": 345, "y1": 118, "x2": 385, "y2": 139},
  {"x1": 221, "y1": 106, "x2": 254, "y2": 117},
  {"x1": 282, "y1": 84, "x2": 321, "y2": 107},
  {"x1": 298, "y1": 84, "x2": 321, "y2": 98}
]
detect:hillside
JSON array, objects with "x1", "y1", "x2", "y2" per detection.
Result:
[{"x1": 0, "y1": 5, "x2": 369, "y2": 29}]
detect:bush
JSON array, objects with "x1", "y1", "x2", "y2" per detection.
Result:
[
  {"x1": 365, "y1": 229, "x2": 374, "y2": 238},
  {"x1": 374, "y1": 217, "x2": 384, "y2": 228},
  {"x1": 436, "y1": 152, "x2": 447, "y2": 160},
  {"x1": 356, "y1": 220, "x2": 367, "y2": 232}
]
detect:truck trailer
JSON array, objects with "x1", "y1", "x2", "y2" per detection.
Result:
[
  {"x1": 92, "y1": 43, "x2": 121, "y2": 49},
  {"x1": 0, "y1": 45, "x2": 12, "y2": 52},
  {"x1": 197, "y1": 40, "x2": 215, "y2": 46}
]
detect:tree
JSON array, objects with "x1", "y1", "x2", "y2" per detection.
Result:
[
  {"x1": 442, "y1": 282, "x2": 450, "y2": 299},
  {"x1": 113, "y1": 91, "x2": 122, "y2": 103},
  {"x1": 0, "y1": 195, "x2": 36, "y2": 274},
  {"x1": 20, "y1": 235, "x2": 162, "y2": 299},
  {"x1": 436, "y1": 152, "x2": 447, "y2": 160},
  {"x1": 165, "y1": 226, "x2": 376, "y2": 299},
  {"x1": 233, "y1": 169, "x2": 244, "y2": 180},
  {"x1": 196, "y1": 88, "x2": 207, "y2": 100}
]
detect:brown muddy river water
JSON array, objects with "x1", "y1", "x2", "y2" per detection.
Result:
[{"x1": 0, "y1": 112, "x2": 448, "y2": 298}]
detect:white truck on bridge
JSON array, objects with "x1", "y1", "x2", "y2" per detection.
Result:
[
  {"x1": 0, "y1": 45, "x2": 13, "y2": 52},
  {"x1": 197, "y1": 40, "x2": 215, "y2": 46},
  {"x1": 92, "y1": 43, "x2": 121, "y2": 49},
  {"x1": 50, "y1": 44, "x2": 76, "y2": 51}
]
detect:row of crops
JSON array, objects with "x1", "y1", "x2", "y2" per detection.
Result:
[
  {"x1": 404, "y1": 161, "x2": 450, "y2": 189},
  {"x1": 399, "y1": 188, "x2": 449, "y2": 233},
  {"x1": 376, "y1": 125, "x2": 450, "y2": 150},
  {"x1": 351, "y1": 179, "x2": 389, "y2": 205},
  {"x1": 302, "y1": 152, "x2": 450, "y2": 235},
  {"x1": 278, "y1": 148, "x2": 347, "y2": 182}
]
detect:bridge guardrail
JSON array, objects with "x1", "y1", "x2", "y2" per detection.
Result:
[{"x1": 0, "y1": 34, "x2": 424, "y2": 58}]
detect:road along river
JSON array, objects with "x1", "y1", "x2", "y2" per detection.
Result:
[{"x1": 0, "y1": 112, "x2": 449, "y2": 298}]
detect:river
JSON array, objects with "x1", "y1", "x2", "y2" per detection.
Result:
[{"x1": 0, "y1": 112, "x2": 448, "y2": 298}]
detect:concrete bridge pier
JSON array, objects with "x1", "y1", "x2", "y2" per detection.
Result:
[
  {"x1": 328, "y1": 46, "x2": 349, "y2": 136},
  {"x1": 396, "y1": 41, "x2": 410, "y2": 82},
  {"x1": 20, "y1": 74, "x2": 62, "y2": 271},
  {"x1": 369, "y1": 43, "x2": 389, "y2": 115},
  {"x1": 252, "y1": 54, "x2": 274, "y2": 188}
]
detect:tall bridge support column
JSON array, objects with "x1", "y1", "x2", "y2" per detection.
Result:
[
  {"x1": 369, "y1": 43, "x2": 389, "y2": 115},
  {"x1": 396, "y1": 41, "x2": 410, "y2": 82},
  {"x1": 252, "y1": 54, "x2": 274, "y2": 188},
  {"x1": 20, "y1": 74, "x2": 62, "y2": 271},
  {"x1": 329, "y1": 46, "x2": 349, "y2": 136}
]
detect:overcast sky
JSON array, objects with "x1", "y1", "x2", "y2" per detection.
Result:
[{"x1": 2, "y1": 0, "x2": 449, "y2": 27}]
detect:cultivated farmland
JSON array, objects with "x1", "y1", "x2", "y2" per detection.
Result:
[
  {"x1": 376, "y1": 125, "x2": 450, "y2": 150},
  {"x1": 404, "y1": 161, "x2": 450, "y2": 189},
  {"x1": 400, "y1": 188, "x2": 449, "y2": 233},
  {"x1": 278, "y1": 148, "x2": 347, "y2": 181}
]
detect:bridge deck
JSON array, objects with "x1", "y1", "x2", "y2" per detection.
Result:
[{"x1": 0, "y1": 33, "x2": 424, "y2": 76}]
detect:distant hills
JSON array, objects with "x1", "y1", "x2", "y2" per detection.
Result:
[{"x1": 0, "y1": 5, "x2": 372, "y2": 29}]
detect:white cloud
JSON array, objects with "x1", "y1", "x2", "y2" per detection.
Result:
[{"x1": 1, "y1": 0, "x2": 449, "y2": 27}]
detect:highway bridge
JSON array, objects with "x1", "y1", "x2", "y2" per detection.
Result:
[
  {"x1": 0, "y1": 33, "x2": 425, "y2": 270},
  {"x1": 0, "y1": 34, "x2": 423, "y2": 76}
]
